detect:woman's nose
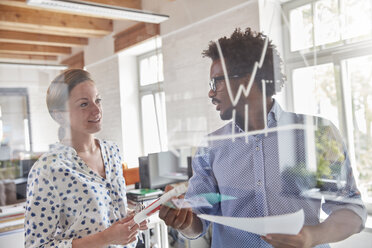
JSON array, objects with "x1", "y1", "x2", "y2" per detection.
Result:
[{"x1": 91, "y1": 102, "x2": 101, "y2": 114}]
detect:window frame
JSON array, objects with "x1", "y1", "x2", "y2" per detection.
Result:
[
  {"x1": 282, "y1": 0, "x2": 372, "y2": 210},
  {"x1": 282, "y1": 0, "x2": 372, "y2": 63},
  {"x1": 0, "y1": 88, "x2": 33, "y2": 154},
  {"x1": 137, "y1": 49, "x2": 167, "y2": 155}
]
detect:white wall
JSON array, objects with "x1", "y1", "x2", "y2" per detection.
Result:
[
  {"x1": 0, "y1": 66, "x2": 60, "y2": 153},
  {"x1": 85, "y1": 55, "x2": 125, "y2": 153},
  {"x1": 258, "y1": 0, "x2": 287, "y2": 107},
  {"x1": 142, "y1": 0, "x2": 250, "y2": 35},
  {"x1": 161, "y1": 1, "x2": 261, "y2": 148},
  {"x1": 117, "y1": 54, "x2": 143, "y2": 167},
  {"x1": 82, "y1": 0, "x2": 258, "y2": 160}
]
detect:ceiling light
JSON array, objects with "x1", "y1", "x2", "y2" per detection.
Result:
[
  {"x1": 27, "y1": 0, "x2": 169, "y2": 24},
  {"x1": 0, "y1": 62, "x2": 68, "y2": 70}
]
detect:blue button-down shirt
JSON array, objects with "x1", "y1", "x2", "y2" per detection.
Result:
[{"x1": 186, "y1": 101, "x2": 366, "y2": 248}]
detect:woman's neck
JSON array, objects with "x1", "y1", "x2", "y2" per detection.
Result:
[{"x1": 61, "y1": 131, "x2": 97, "y2": 154}]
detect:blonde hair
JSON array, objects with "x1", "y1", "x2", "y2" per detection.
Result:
[{"x1": 46, "y1": 69, "x2": 93, "y2": 140}]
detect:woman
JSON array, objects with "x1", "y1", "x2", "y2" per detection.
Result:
[{"x1": 25, "y1": 69, "x2": 146, "y2": 248}]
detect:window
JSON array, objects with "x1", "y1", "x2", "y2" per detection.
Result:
[
  {"x1": 292, "y1": 63, "x2": 340, "y2": 127},
  {"x1": 286, "y1": 0, "x2": 372, "y2": 53},
  {"x1": 283, "y1": 0, "x2": 372, "y2": 207},
  {"x1": 342, "y1": 55, "x2": 372, "y2": 201},
  {"x1": 138, "y1": 50, "x2": 168, "y2": 155},
  {"x1": 0, "y1": 88, "x2": 32, "y2": 160}
]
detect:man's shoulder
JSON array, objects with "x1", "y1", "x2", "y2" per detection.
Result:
[
  {"x1": 208, "y1": 122, "x2": 232, "y2": 137},
  {"x1": 279, "y1": 111, "x2": 332, "y2": 126}
]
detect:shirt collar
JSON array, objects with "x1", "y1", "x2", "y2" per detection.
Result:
[{"x1": 267, "y1": 99, "x2": 283, "y2": 123}]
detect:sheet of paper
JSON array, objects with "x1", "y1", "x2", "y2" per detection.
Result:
[{"x1": 198, "y1": 209, "x2": 304, "y2": 236}]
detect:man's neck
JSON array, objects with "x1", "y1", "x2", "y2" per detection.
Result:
[{"x1": 235, "y1": 98, "x2": 273, "y2": 131}]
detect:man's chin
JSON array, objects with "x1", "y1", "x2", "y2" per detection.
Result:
[{"x1": 220, "y1": 110, "x2": 232, "y2": 121}]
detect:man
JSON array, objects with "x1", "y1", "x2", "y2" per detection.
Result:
[{"x1": 159, "y1": 28, "x2": 366, "y2": 248}]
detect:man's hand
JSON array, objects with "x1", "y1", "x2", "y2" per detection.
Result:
[
  {"x1": 261, "y1": 226, "x2": 314, "y2": 248},
  {"x1": 261, "y1": 209, "x2": 363, "y2": 247},
  {"x1": 158, "y1": 185, "x2": 193, "y2": 230}
]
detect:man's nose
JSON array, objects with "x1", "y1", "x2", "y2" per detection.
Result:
[{"x1": 208, "y1": 89, "x2": 216, "y2": 98}]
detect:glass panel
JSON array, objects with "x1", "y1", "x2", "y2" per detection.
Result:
[
  {"x1": 341, "y1": 0, "x2": 372, "y2": 41},
  {"x1": 290, "y1": 4, "x2": 314, "y2": 51},
  {"x1": 344, "y1": 55, "x2": 372, "y2": 201},
  {"x1": 158, "y1": 53, "x2": 164, "y2": 82},
  {"x1": 139, "y1": 57, "x2": 150, "y2": 86},
  {"x1": 314, "y1": 0, "x2": 340, "y2": 46},
  {"x1": 0, "y1": 94, "x2": 29, "y2": 161},
  {"x1": 154, "y1": 91, "x2": 168, "y2": 151},
  {"x1": 141, "y1": 94, "x2": 161, "y2": 154},
  {"x1": 292, "y1": 63, "x2": 340, "y2": 127},
  {"x1": 139, "y1": 53, "x2": 164, "y2": 86}
]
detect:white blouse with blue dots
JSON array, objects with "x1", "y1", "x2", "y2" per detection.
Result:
[{"x1": 24, "y1": 139, "x2": 136, "y2": 248}]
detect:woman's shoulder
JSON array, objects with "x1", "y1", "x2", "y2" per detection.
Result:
[
  {"x1": 29, "y1": 143, "x2": 76, "y2": 177},
  {"x1": 99, "y1": 139, "x2": 121, "y2": 152}
]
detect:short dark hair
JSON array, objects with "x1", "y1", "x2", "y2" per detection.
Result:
[{"x1": 202, "y1": 27, "x2": 285, "y2": 96}]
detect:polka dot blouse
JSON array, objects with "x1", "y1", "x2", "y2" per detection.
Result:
[{"x1": 24, "y1": 139, "x2": 136, "y2": 248}]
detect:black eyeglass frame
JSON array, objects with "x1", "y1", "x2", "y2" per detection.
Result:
[{"x1": 209, "y1": 74, "x2": 245, "y2": 92}]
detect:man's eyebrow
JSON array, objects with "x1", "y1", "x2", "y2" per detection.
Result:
[{"x1": 212, "y1": 75, "x2": 226, "y2": 80}]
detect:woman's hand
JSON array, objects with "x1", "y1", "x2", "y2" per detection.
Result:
[
  {"x1": 138, "y1": 219, "x2": 148, "y2": 230},
  {"x1": 127, "y1": 205, "x2": 148, "y2": 231},
  {"x1": 102, "y1": 215, "x2": 140, "y2": 245}
]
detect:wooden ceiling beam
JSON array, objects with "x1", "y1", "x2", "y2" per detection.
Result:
[
  {"x1": 0, "y1": 4, "x2": 113, "y2": 37},
  {"x1": 0, "y1": 42, "x2": 71, "y2": 55},
  {"x1": 114, "y1": 23, "x2": 159, "y2": 53},
  {"x1": 0, "y1": 53, "x2": 57, "y2": 61},
  {"x1": 0, "y1": 30, "x2": 88, "y2": 47},
  {"x1": 61, "y1": 51, "x2": 84, "y2": 69}
]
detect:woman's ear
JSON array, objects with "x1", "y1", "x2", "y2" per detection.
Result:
[{"x1": 52, "y1": 110, "x2": 69, "y2": 126}]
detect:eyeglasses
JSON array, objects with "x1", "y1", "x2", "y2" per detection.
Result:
[{"x1": 209, "y1": 74, "x2": 244, "y2": 92}]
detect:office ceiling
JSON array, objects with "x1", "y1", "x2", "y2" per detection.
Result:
[{"x1": 0, "y1": 0, "x2": 147, "y2": 64}]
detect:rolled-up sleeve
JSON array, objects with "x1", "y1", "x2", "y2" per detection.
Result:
[
  {"x1": 321, "y1": 123, "x2": 367, "y2": 230},
  {"x1": 185, "y1": 146, "x2": 219, "y2": 238}
]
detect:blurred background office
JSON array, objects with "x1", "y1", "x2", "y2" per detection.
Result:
[{"x1": 0, "y1": 0, "x2": 371, "y2": 247}]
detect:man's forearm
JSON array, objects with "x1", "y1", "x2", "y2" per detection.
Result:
[
  {"x1": 179, "y1": 213, "x2": 204, "y2": 239},
  {"x1": 310, "y1": 209, "x2": 363, "y2": 246}
]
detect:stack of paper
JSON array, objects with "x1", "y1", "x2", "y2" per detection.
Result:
[
  {"x1": 127, "y1": 188, "x2": 163, "y2": 201},
  {"x1": 0, "y1": 203, "x2": 25, "y2": 234},
  {"x1": 198, "y1": 209, "x2": 304, "y2": 236}
]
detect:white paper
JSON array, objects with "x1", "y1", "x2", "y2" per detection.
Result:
[{"x1": 198, "y1": 209, "x2": 304, "y2": 236}]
